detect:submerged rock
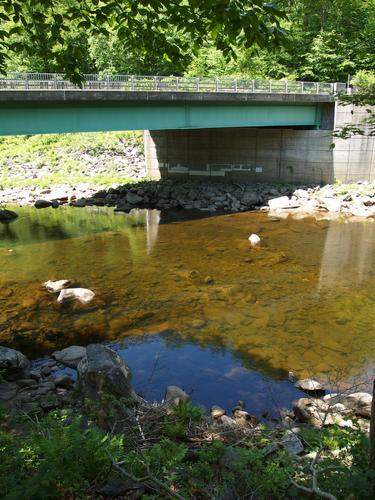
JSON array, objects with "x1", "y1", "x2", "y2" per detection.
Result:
[
  {"x1": 57, "y1": 288, "x2": 95, "y2": 305},
  {"x1": 43, "y1": 279, "x2": 72, "y2": 293},
  {"x1": 0, "y1": 346, "x2": 30, "y2": 381},
  {"x1": 165, "y1": 385, "x2": 191, "y2": 406},
  {"x1": 77, "y1": 344, "x2": 136, "y2": 400},
  {"x1": 52, "y1": 345, "x2": 87, "y2": 368},
  {"x1": 0, "y1": 209, "x2": 18, "y2": 222}
]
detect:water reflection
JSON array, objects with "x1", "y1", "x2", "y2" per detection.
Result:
[
  {"x1": 1, "y1": 206, "x2": 375, "y2": 403},
  {"x1": 319, "y1": 220, "x2": 375, "y2": 289}
]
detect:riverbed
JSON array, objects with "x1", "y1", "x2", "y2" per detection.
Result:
[{"x1": 1, "y1": 207, "x2": 375, "y2": 414}]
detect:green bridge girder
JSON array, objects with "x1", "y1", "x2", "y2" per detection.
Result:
[
  {"x1": 0, "y1": 90, "x2": 334, "y2": 135},
  {"x1": 0, "y1": 92, "x2": 327, "y2": 136}
]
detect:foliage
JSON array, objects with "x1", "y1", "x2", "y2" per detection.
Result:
[
  {"x1": 0, "y1": 0, "x2": 287, "y2": 82},
  {"x1": 0, "y1": 413, "x2": 123, "y2": 499}
]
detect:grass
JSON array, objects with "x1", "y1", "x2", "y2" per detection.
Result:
[{"x1": 0, "y1": 131, "x2": 144, "y2": 188}]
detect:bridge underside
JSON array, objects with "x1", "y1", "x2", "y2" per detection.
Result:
[{"x1": 0, "y1": 101, "x2": 328, "y2": 136}]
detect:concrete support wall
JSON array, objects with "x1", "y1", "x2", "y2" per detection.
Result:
[
  {"x1": 145, "y1": 102, "x2": 375, "y2": 184},
  {"x1": 332, "y1": 104, "x2": 375, "y2": 182}
]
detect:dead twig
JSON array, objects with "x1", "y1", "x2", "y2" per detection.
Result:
[{"x1": 106, "y1": 450, "x2": 185, "y2": 500}]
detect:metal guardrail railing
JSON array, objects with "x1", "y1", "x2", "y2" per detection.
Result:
[{"x1": 0, "y1": 73, "x2": 342, "y2": 95}]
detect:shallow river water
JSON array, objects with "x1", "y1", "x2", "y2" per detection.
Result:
[{"x1": 1, "y1": 206, "x2": 375, "y2": 415}]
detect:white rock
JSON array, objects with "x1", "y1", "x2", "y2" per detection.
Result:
[
  {"x1": 57, "y1": 288, "x2": 95, "y2": 305},
  {"x1": 293, "y1": 189, "x2": 310, "y2": 199},
  {"x1": 248, "y1": 233, "x2": 261, "y2": 246},
  {"x1": 294, "y1": 379, "x2": 325, "y2": 393},
  {"x1": 268, "y1": 196, "x2": 290, "y2": 210},
  {"x1": 43, "y1": 279, "x2": 72, "y2": 293},
  {"x1": 323, "y1": 198, "x2": 342, "y2": 213},
  {"x1": 349, "y1": 207, "x2": 372, "y2": 218}
]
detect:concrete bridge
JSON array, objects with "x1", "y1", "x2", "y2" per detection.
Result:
[{"x1": 0, "y1": 73, "x2": 373, "y2": 184}]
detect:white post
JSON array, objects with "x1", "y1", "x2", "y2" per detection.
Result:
[
  {"x1": 25, "y1": 73, "x2": 28, "y2": 90},
  {"x1": 216, "y1": 77, "x2": 219, "y2": 91},
  {"x1": 130, "y1": 75, "x2": 134, "y2": 91},
  {"x1": 269, "y1": 80, "x2": 272, "y2": 92},
  {"x1": 197, "y1": 77, "x2": 200, "y2": 91},
  {"x1": 301, "y1": 81, "x2": 304, "y2": 93},
  {"x1": 285, "y1": 81, "x2": 288, "y2": 93},
  {"x1": 316, "y1": 82, "x2": 320, "y2": 94},
  {"x1": 106, "y1": 74, "x2": 109, "y2": 90},
  {"x1": 176, "y1": 76, "x2": 179, "y2": 91},
  {"x1": 252, "y1": 79, "x2": 255, "y2": 92}
]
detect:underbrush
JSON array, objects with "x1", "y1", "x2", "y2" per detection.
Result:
[{"x1": 0, "y1": 398, "x2": 373, "y2": 499}]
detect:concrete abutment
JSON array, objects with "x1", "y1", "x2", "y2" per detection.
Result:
[{"x1": 145, "y1": 103, "x2": 375, "y2": 184}]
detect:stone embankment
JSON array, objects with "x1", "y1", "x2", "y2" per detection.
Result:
[
  {"x1": 3, "y1": 179, "x2": 375, "y2": 219},
  {"x1": 1, "y1": 143, "x2": 146, "y2": 183}
]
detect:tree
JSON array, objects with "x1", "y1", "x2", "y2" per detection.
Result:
[
  {"x1": 0, "y1": 0, "x2": 287, "y2": 82},
  {"x1": 333, "y1": 71, "x2": 375, "y2": 139}
]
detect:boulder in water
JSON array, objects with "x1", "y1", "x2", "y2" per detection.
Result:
[
  {"x1": 43, "y1": 279, "x2": 72, "y2": 293},
  {"x1": 0, "y1": 346, "x2": 30, "y2": 381},
  {"x1": 77, "y1": 344, "x2": 136, "y2": 400},
  {"x1": 57, "y1": 288, "x2": 95, "y2": 305},
  {"x1": 248, "y1": 234, "x2": 261, "y2": 246},
  {"x1": 52, "y1": 345, "x2": 87, "y2": 368},
  {"x1": 294, "y1": 378, "x2": 325, "y2": 395}
]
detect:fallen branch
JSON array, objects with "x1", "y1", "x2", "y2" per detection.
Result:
[
  {"x1": 289, "y1": 477, "x2": 337, "y2": 500},
  {"x1": 107, "y1": 450, "x2": 185, "y2": 500}
]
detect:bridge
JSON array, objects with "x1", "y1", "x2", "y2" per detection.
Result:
[
  {"x1": 1, "y1": 73, "x2": 372, "y2": 185},
  {"x1": 0, "y1": 73, "x2": 341, "y2": 136}
]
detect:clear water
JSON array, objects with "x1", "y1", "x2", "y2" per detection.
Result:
[{"x1": 1, "y1": 206, "x2": 375, "y2": 415}]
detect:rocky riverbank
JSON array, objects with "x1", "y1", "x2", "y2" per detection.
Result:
[
  {"x1": 3, "y1": 179, "x2": 375, "y2": 220},
  {"x1": 0, "y1": 343, "x2": 372, "y2": 433},
  {"x1": 1, "y1": 342, "x2": 374, "y2": 498}
]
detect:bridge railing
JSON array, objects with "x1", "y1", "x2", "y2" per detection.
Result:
[{"x1": 0, "y1": 73, "x2": 338, "y2": 94}]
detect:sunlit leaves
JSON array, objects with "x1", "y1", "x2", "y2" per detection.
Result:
[{"x1": 0, "y1": 0, "x2": 287, "y2": 80}]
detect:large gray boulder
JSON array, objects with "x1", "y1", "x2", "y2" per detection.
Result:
[
  {"x1": 77, "y1": 344, "x2": 136, "y2": 400},
  {"x1": 52, "y1": 345, "x2": 87, "y2": 368},
  {"x1": 341, "y1": 392, "x2": 372, "y2": 419},
  {"x1": 0, "y1": 346, "x2": 30, "y2": 381}
]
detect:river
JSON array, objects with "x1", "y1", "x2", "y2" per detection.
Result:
[{"x1": 1, "y1": 206, "x2": 375, "y2": 415}]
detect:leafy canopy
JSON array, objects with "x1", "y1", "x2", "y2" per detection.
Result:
[{"x1": 0, "y1": 0, "x2": 287, "y2": 82}]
